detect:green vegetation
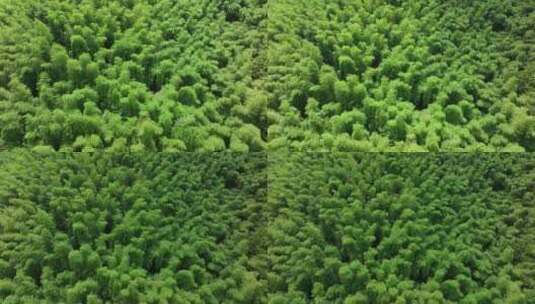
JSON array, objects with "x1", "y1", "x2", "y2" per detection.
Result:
[
  {"x1": 0, "y1": 0, "x2": 535, "y2": 304},
  {"x1": 1, "y1": 152, "x2": 533, "y2": 303},
  {"x1": 266, "y1": 153, "x2": 535, "y2": 302},
  {"x1": 0, "y1": 152, "x2": 267, "y2": 303},
  {"x1": 266, "y1": 0, "x2": 535, "y2": 151},
  {"x1": 1, "y1": 0, "x2": 534, "y2": 301},
  {"x1": 0, "y1": 0, "x2": 267, "y2": 152},
  {"x1": 1, "y1": 0, "x2": 534, "y2": 151}
]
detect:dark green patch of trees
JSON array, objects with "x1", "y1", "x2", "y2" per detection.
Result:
[
  {"x1": 0, "y1": 152, "x2": 267, "y2": 303},
  {"x1": 265, "y1": 153, "x2": 535, "y2": 302},
  {"x1": 1, "y1": 152, "x2": 533, "y2": 303}
]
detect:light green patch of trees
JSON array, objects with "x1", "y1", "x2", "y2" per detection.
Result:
[
  {"x1": 0, "y1": 0, "x2": 534, "y2": 151},
  {"x1": 0, "y1": 0, "x2": 267, "y2": 152},
  {"x1": 266, "y1": 0, "x2": 535, "y2": 151}
]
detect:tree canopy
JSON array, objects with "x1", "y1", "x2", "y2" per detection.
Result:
[
  {"x1": 0, "y1": 152, "x2": 267, "y2": 303},
  {"x1": 0, "y1": 0, "x2": 267, "y2": 152},
  {"x1": 265, "y1": 153, "x2": 535, "y2": 302},
  {"x1": 1, "y1": 152, "x2": 533, "y2": 303},
  {"x1": 266, "y1": 0, "x2": 535, "y2": 151},
  {"x1": 0, "y1": 0, "x2": 534, "y2": 151}
]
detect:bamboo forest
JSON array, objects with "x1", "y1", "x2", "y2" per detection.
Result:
[
  {"x1": 0, "y1": 0, "x2": 534, "y2": 303},
  {"x1": 1, "y1": 153, "x2": 534, "y2": 303},
  {"x1": 0, "y1": 0, "x2": 534, "y2": 151}
]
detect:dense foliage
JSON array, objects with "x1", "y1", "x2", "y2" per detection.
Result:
[
  {"x1": 1, "y1": 152, "x2": 533, "y2": 303},
  {"x1": 1, "y1": 0, "x2": 534, "y2": 151},
  {"x1": 266, "y1": 153, "x2": 535, "y2": 302},
  {"x1": 1, "y1": 1, "x2": 533, "y2": 302},
  {"x1": 266, "y1": 0, "x2": 535, "y2": 151},
  {"x1": 0, "y1": 152, "x2": 267, "y2": 303},
  {"x1": 0, "y1": 0, "x2": 267, "y2": 152}
]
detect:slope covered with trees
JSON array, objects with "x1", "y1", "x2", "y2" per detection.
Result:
[
  {"x1": 266, "y1": 0, "x2": 535, "y2": 151},
  {"x1": 0, "y1": 152, "x2": 267, "y2": 303},
  {"x1": 0, "y1": 0, "x2": 267, "y2": 152},
  {"x1": 266, "y1": 153, "x2": 535, "y2": 302}
]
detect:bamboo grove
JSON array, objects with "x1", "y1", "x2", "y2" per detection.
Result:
[
  {"x1": 1, "y1": 0, "x2": 535, "y2": 303},
  {"x1": 0, "y1": 153, "x2": 534, "y2": 303},
  {"x1": 0, "y1": 0, "x2": 534, "y2": 151}
]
